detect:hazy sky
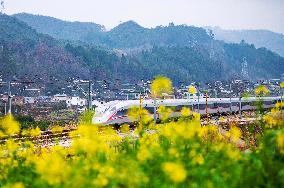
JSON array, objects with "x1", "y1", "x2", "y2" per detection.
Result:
[{"x1": 4, "y1": 0, "x2": 284, "y2": 33}]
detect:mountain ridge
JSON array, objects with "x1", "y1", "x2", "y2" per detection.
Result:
[
  {"x1": 207, "y1": 26, "x2": 284, "y2": 57},
  {"x1": 0, "y1": 13, "x2": 283, "y2": 90},
  {"x1": 13, "y1": 13, "x2": 284, "y2": 58}
]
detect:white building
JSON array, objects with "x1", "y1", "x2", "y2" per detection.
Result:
[
  {"x1": 66, "y1": 96, "x2": 86, "y2": 107},
  {"x1": 52, "y1": 94, "x2": 69, "y2": 102},
  {"x1": 24, "y1": 97, "x2": 36, "y2": 104}
]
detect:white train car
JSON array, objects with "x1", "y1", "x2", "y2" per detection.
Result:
[{"x1": 92, "y1": 97, "x2": 281, "y2": 125}]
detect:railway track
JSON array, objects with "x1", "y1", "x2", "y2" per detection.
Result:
[
  {"x1": 0, "y1": 111, "x2": 259, "y2": 146},
  {"x1": 0, "y1": 129, "x2": 75, "y2": 145}
]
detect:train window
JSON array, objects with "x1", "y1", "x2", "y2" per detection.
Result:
[
  {"x1": 208, "y1": 104, "x2": 215, "y2": 108},
  {"x1": 116, "y1": 109, "x2": 127, "y2": 116},
  {"x1": 145, "y1": 107, "x2": 154, "y2": 113},
  {"x1": 232, "y1": 102, "x2": 239, "y2": 106},
  {"x1": 264, "y1": 101, "x2": 273, "y2": 105},
  {"x1": 242, "y1": 102, "x2": 250, "y2": 106},
  {"x1": 175, "y1": 105, "x2": 184, "y2": 112},
  {"x1": 199, "y1": 104, "x2": 206, "y2": 110},
  {"x1": 219, "y1": 103, "x2": 230, "y2": 108}
]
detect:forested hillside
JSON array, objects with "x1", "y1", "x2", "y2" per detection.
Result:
[
  {"x1": 14, "y1": 13, "x2": 212, "y2": 49},
  {"x1": 0, "y1": 14, "x2": 90, "y2": 82},
  {"x1": 208, "y1": 26, "x2": 284, "y2": 57},
  {"x1": 0, "y1": 13, "x2": 283, "y2": 87},
  {"x1": 13, "y1": 13, "x2": 105, "y2": 42}
]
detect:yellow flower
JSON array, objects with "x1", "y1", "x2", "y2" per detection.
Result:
[
  {"x1": 169, "y1": 148, "x2": 180, "y2": 158},
  {"x1": 226, "y1": 146, "x2": 241, "y2": 161},
  {"x1": 275, "y1": 102, "x2": 284, "y2": 109},
  {"x1": 228, "y1": 126, "x2": 242, "y2": 142},
  {"x1": 127, "y1": 107, "x2": 151, "y2": 124},
  {"x1": 219, "y1": 116, "x2": 225, "y2": 123},
  {"x1": 6, "y1": 139, "x2": 18, "y2": 153},
  {"x1": 120, "y1": 124, "x2": 130, "y2": 133},
  {"x1": 30, "y1": 127, "x2": 41, "y2": 137},
  {"x1": 162, "y1": 162, "x2": 186, "y2": 183},
  {"x1": 188, "y1": 85, "x2": 197, "y2": 94},
  {"x1": 51, "y1": 125, "x2": 63, "y2": 134},
  {"x1": 255, "y1": 85, "x2": 270, "y2": 96},
  {"x1": 137, "y1": 146, "x2": 151, "y2": 162},
  {"x1": 36, "y1": 154, "x2": 69, "y2": 185},
  {"x1": 192, "y1": 112, "x2": 201, "y2": 121},
  {"x1": 0, "y1": 114, "x2": 20, "y2": 136},
  {"x1": 151, "y1": 76, "x2": 173, "y2": 97},
  {"x1": 157, "y1": 105, "x2": 172, "y2": 121},
  {"x1": 0, "y1": 130, "x2": 6, "y2": 138},
  {"x1": 276, "y1": 131, "x2": 284, "y2": 154},
  {"x1": 3, "y1": 182, "x2": 25, "y2": 188},
  {"x1": 280, "y1": 82, "x2": 284, "y2": 88},
  {"x1": 181, "y1": 107, "x2": 191, "y2": 117},
  {"x1": 93, "y1": 174, "x2": 108, "y2": 187},
  {"x1": 192, "y1": 154, "x2": 204, "y2": 165}
]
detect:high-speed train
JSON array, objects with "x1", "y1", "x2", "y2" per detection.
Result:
[{"x1": 92, "y1": 96, "x2": 282, "y2": 125}]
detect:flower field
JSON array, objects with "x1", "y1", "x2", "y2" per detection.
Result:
[
  {"x1": 0, "y1": 103, "x2": 283, "y2": 188},
  {"x1": 0, "y1": 78, "x2": 284, "y2": 187}
]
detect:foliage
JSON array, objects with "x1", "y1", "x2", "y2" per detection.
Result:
[
  {"x1": 188, "y1": 85, "x2": 197, "y2": 94},
  {"x1": 210, "y1": 26, "x2": 284, "y2": 57},
  {"x1": 151, "y1": 76, "x2": 173, "y2": 97},
  {"x1": 255, "y1": 85, "x2": 270, "y2": 96},
  {"x1": 0, "y1": 102, "x2": 283, "y2": 187},
  {"x1": 79, "y1": 110, "x2": 95, "y2": 124}
]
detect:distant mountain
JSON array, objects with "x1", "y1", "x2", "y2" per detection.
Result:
[
  {"x1": 0, "y1": 13, "x2": 90, "y2": 93},
  {"x1": 1, "y1": 13, "x2": 284, "y2": 90},
  {"x1": 13, "y1": 13, "x2": 105, "y2": 42},
  {"x1": 208, "y1": 26, "x2": 284, "y2": 57},
  {"x1": 66, "y1": 40, "x2": 284, "y2": 83},
  {"x1": 14, "y1": 13, "x2": 212, "y2": 49}
]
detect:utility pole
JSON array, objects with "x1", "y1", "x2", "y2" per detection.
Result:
[
  {"x1": 8, "y1": 81, "x2": 12, "y2": 114},
  {"x1": 280, "y1": 85, "x2": 283, "y2": 113},
  {"x1": 239, "y1": 96, "x2": 242, "y2": 119},
  {"x1": 139, "y1": 94, "x2": 143, "y2": 128},
  {"x1": 153, "y1": 93, "x2": 157, "y2": 126},
  {"x1": 206, "y1": 92, "x2": 209, "y2": 124},
  {"x1": 4, "y1": 102, "x2": 6, "y2": 115},
  {"x1": 88, "y1": 80, "x2": 92, "y2": 110},
  {"x1": 197, "y1": 88, "x2": 200, "y2": 113},
  {"x1": 229, "y1": 83, "x2": 232, "y2": 114}
]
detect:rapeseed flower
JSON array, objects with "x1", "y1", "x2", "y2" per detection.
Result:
[
  {"x1": 51, "y1": 125, "x2": 63, "y2": 134},
  {"x1": 181, "y1": 107, "x2": 191, "y2": 117},
  {"x1": 255, "y1": 85, "x2": 270, "y2": 96},
  {"x1": 30, "y1": 127, "x2": 41, "y2": 137},
  {"x1": 0, "y1": 114, "x2": 20, "y2": 136},
  {"x1": 276, "y1": 131, "x2": 284, "y2": 154},
  {"x1": 162, "y1": 162, "x2": 186, "y2": 183},
  {"x1": 188, "y1": 85, "x2": 197, "y2": 94},
  {"x1": 192, "y1": 154, "x2": 205, "y2": 165},
  {"x1": 157, "y1": 105, "x2": 172, "y2": 121},
  {"x1": 151, "y1": 76, "x2": 173, "y2": 97}
]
